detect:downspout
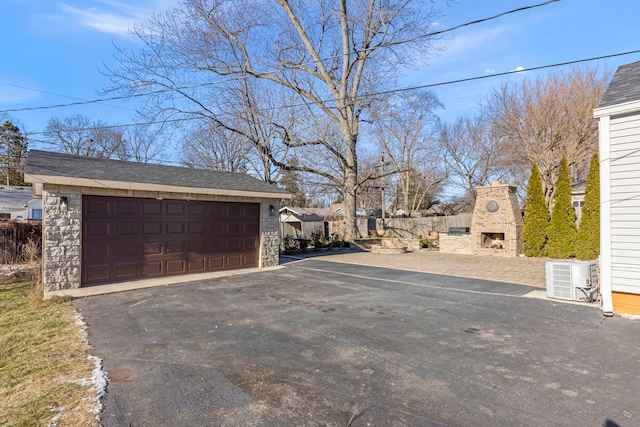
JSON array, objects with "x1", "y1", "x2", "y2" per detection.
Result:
[{"x1": 598, "y1": 114, "x2": 614, "y2": 316}]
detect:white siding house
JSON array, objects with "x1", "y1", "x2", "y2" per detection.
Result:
[{"x1": 594, "y1": 61, "x2": 640, "y2": 316}]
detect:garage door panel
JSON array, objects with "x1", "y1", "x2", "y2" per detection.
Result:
[
  {"x1": 114, "y1": 242, "x2": 137, "y2": 257},
  {"x1": 86, "y1": 244, "x2": 110, "y2": 259},
  {"x1": 188, "y1": 258, "x2": 205, "y2": 271},
  {"x1": 227, "y1": 204, "x2": 243, "y2": 216},
  {"x1": 189, "y1": 222, "x2": 205, "y2": 233},
  {"x1": 143, "y1": 222, "x2": 162, "y2": 234},
  {"x1": 115, "y1": 222, "x2": 136, "y2": 235},
  {"x1": 115, "y1": 200, "x2": 137, "y2": 214},
  {"x1": 209, "y1": 257, "x2": 224, "y2": 269},
  {"x1": 143, "y1": 201, "x2": 162, "y2": 215},
  {"x1": 143, "y1": 261, "x2": 163, "y2": 276},
  {"x1": 85, "y1": 222, "x2": 110, "y2": 236},
  {"x1": 188, "y1": 239, "x2": 206, "y2": 252},
  {"x1": 166, "y1": 202, "x2": 185, "y2": 215},
  {"x1": 84, "y1": 264, "x2": 111, "y2": 282},
  {"x1": 227, "y1": 221, "x2": 243, "y2": 234},
  {"x1": 143, "y1": 242, "x2": 163, "y2": 255},
  {"x1": 227, "y1": 238, "x2": 242, "y2": 250},
  {"x1": 189, "y1": 204, "x2": 205, "y2": 215},
  {"x1": 227, "y1": 255, "x2": 242, "y2": 268},
  {"x1": 166, "y1": 222, "x2": 184, "y2": 233},
  {"x1": 244, "y1": 254, "x2": 258, "y2": 267},
  {"x1": 82, "y1": 196, "x2": 260, "y2": 285},
  {"x1": 208, "y1": 222, "x2": 225, "y2": 234},
  {"x1": 244, "y1": 204, "x2": 260, "y2": 217},
  {"x1": 166, "y1": 241, "x2": 184, "y2": 253},
  {"x1": 208, "y1": 239, "x2": 225, "y2": 251},
  {"x1": 208, "y1": 204, "x2": 226, "y2": 217},
  {"x1": 166, "y1": 260, "x2": 186, "y2": 274},
  {"x1": 245, "y1": 222, "x2": 259, "y2": 234},
  {"x1": 86, "y1": 199, "x2": 111, "y2": 215},
  {"x1": 244, "y1": 238, "x2": 257, "y2": 249},
  {"x1": 114, "y1": 263, "x2": 138, "y2": 278}
]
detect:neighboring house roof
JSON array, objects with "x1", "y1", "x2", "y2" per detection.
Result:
[
  {"x1": 599, "y1": 61, "x2": 640, "y2": 108},
  {"x1": 280, "y1": 213, "x2": 326, "y2": 223},
  {"x1": 280, "y1": 206, "x2": 330, "y2": 218},
  {"x1": 0, "y1": 186, "x2": 33, "y2": 211},
  {"x1": 24, "y1": 150, "x2": 291, "y2": 199},
  {"x1": 571, "y1": 180, "x2": 586, "y2": 196}
]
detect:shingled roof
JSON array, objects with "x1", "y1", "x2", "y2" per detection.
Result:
[
  {"x1": 24, "y1": 150, "x2": 290, "y2": 199},
  {"x1": 599, "y1": 61, "x2": 640, "y2": 108}
]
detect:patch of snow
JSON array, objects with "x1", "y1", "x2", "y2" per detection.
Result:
[
  {"x1": 68, "y1": 311, "x2": 109, "y2": 422},
  {"x1": 69, "y1": 355, "x2": 109, "y2": 418},
  {"x1": 48, "y1": 406, "x2": 64, "y2": 427}
]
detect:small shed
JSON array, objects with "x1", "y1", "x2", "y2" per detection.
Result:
[
  {"x1": 24, "y1": 150, "x2": 290, "y2": 293},
  {"x1": 279, "y1": 206, "x2": 329, "y2": 239},
  {"x1": 594, "y1": 61, "x2": 640, "y2": 316}
]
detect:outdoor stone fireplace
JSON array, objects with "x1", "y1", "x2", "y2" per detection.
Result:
[{"x1": 471, "y1": 182, "x2": 523, "y2": 257}]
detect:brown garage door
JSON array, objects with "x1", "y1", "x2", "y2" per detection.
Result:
[{"x1": 82, "y1": 196, "x2": 260, "y2": 285}]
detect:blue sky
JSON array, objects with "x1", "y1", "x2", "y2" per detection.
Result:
[{"x1": 2, "y1": 0, "x2": 640, "y2": 151}]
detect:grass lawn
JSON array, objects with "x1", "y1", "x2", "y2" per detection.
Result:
[{"x1": 0, "y1": 271, "x2": 101, "y2": 426}]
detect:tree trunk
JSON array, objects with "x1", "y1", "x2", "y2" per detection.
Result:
[{"x1": 342, "y1": 133, "x2": 359, "y2": 240}]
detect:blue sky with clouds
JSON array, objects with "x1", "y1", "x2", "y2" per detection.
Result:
[{"x1": 2, "y1": 0, "x2": 640, "y2": 150}]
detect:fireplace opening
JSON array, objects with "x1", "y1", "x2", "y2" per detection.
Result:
[{"x1": 481, "y1": 232, "x2": 505, "y2": 249}]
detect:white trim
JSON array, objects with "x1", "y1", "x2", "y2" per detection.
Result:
[
  {"x1": 594, "y1": 99, "x2": 640, "y2": 118},
  {"x1": 24, "y1": 173, "x2": 291, "y2": 200},
  {"x1": 599, "y1": 115, "x2": 614, "y2": 315}
]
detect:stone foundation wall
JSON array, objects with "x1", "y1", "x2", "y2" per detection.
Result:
[
  {"x1": 439, "y1": 234, "x2": 473, "y2": 255},
  {"x1": 41, "y1": 184, "x2": 283, "y2": 291},
  {"x1": 42, "y1": 187, "x2": 82, "y2": 292},
  {"x1": 260, "y1": 202, "x2": 281, "y2": 267}
]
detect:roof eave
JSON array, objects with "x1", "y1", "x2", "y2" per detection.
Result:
[
  {"x1": 24, "y1": 173, "x2": 292, "y2": 200},
  {"x1": 594, "y1": 99, "x2": 640, "y2": 118}
]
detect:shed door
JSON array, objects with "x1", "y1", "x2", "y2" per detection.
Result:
[{"x1": 82, "y1": 196, "x2": 260, "y2": 285}]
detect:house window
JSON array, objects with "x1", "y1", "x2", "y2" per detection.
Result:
[
  {"x1": 0, "y1": 213, "x2": 9, "y2": 221},
  {"x1": 31, "y1": 209, "x2": 42, "y2": 220}
]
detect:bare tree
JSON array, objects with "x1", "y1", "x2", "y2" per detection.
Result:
[
  {"x1": 44, "y1": 115, "x2": 164, "y2": 163},
  {"x1": 44, "y1": 114, "x2": 125, "y2": 158},
  {"x1": 121, "y1": 125, "x2": 166, "y2": 163},
  {"x1": 373, "y1": 91, "x2": 446, "y2": 215},
  {"x1": 103, "y1": 0, "x2": 441, "y2": 239},
  {"x1": 437, "y1": 114, "x2": 507, "y2": 202},
  {"x1": 485, "y1": 65, "x2": 609, "y2": 206},
  {"x1": 181, "y1": 124, "x2": 251, "y2": 173}
]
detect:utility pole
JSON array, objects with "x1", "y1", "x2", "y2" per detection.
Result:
[{"x1": 380, "y1": 155, "x2": 385, "y2": 230}]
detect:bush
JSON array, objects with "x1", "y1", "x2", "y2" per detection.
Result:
[
  {"x1": 576, "y1": 153, "x2": 600, "y2": 260},
  {"x1": 547, "y1": 156, "x2": 577, "y2": 258},
  {"x1": 522, "y1": 163, "x2": 550, "y2": 257},
  {"x1": 281, "y1": 235, "x2": 298, "y2": 251},
  {"x1": 310, "y1": 230, "x2": 328, "y2": 249},
  {"x1": 419, "y1": 235, "x2": 437, "y2": 249}
]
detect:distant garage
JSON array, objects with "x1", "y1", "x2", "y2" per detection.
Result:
[{"x1": 24, "y1": 150, "x2": 290, "y2": 293}]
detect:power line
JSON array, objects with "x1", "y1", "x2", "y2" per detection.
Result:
[
  {"x1": 23, "y1": 48, "x2": 640, "y2": 137},
  {"x1": 0, "y1": 0, "x2": 559, "y2": 114},
  {"x1": 0, "y1": 81, "x2": 137, "y2": 113}
]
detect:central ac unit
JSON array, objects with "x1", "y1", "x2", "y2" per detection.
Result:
[{"x1": 545, "y1": 260, "x2": 598, "y2": 301}]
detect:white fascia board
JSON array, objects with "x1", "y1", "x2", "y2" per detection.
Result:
[
  {"x1": 24, "y1": 173, "x2": 292, "y2": 200},
  {"x1": 594, "y1": 99, "x2": 640, "y2": 118},
  {"x1": 598, "y1": 115, "x2": 614, "y2": 316}
]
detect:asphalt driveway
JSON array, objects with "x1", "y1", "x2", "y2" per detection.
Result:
[{"x1": 74, "y1": 259, "x2": 640, "y2": 426}]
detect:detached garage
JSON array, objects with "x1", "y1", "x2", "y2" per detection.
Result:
[{"x1": 24, "y1": 150, "x2": 290, "y2": 293}]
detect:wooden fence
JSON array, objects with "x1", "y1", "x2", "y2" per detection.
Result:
[
  {"x1": 354, "y1": 213, "x2": 473, "y2": 239},
  {"x1": 0, "y1": 221, "x2": 42, "y2": 263}
]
